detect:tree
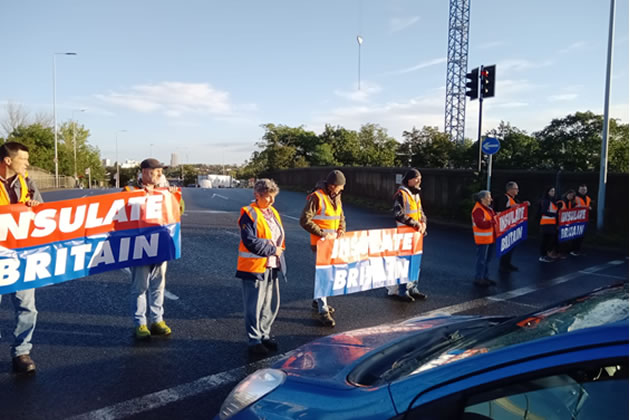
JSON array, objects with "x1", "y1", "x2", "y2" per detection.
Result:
[
  {"x1": 357, "y1": 123, "x2": 398, "y2": 166},
  {"x1": 319, "y1": 124, "x2": 361, "y2": 166},
  {"x1": 6, "y1": 124, "x2": 56, "y2": 172},
  {"x1": 400, "y1": 126, "x2": 457, "y2": 168},
  {"x1": 486, "y1": 122, "x2": 540, "y2": 169}
]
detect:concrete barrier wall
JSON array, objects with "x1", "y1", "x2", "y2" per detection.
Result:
[
  {"x1": 27, "y1": 167, "x2": 75, "y2": 190},
  {"x1": 265, "y1": 167, "x2": 628, "y2": 233}
]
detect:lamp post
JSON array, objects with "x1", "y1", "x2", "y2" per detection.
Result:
[
  {"x1": 71, "y1": 108, "x2": 86, "y2": 186},
  {"x1": 356, "y1": 35, "x2": 363, "y2": 90},
  {"x1": 53, "y1": 52, "x2": 77, "y2": 188},
  {"x1": 115, "y1": 130, "x2": 127, "y2": 189}
]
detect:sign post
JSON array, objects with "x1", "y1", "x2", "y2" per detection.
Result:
[
  {"x1": 85, "y1": 167, "x2": 91, "y2": 189},
  {"x1": 481, "y1": 137, "x2": 501, "y2": 190}
]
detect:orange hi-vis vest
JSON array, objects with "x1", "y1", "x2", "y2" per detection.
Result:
[
  {"x1": 237, "y1": 204, "x2": 285, "y2": 274},
  {"x1": 309, "y1": 189, "x2": 342, "y2": 246},
  {"x1": 576, "y1": 195, "x2": 591, "y2": 208},
  {"x1": 505, "y1": 194, "x2": 517, "y2": 207},
  {"x1": 540, "y1": 201, "x2": 558, "y2": 225},
  {"x1": 0, "y1": 174, "x2": 29, "y2": 205},
  {"x1": 396, "y1": 186, "x2": 423, "y2": 227},
  {"x1": 471, "y1": 202, "x2": 494, "y2": 245}
]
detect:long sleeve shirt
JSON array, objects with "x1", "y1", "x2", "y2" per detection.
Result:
[
  {"x1": 393, "y1": 190, "x2": 427, "y2": 228},
  {"x1": 299, "y1": 190, "x2": 346, "y2": 238},
  {"x1": 472, "y1": 205, "x2": 496, "y2": 229}
]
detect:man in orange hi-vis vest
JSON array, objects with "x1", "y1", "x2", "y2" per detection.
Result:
[
  {"x1": 498, "y1": 181, "x2": 530, "y2": 272},
  {"x1": 300, "y1": 170, "x2": 346, "y2": 328},
  {"x1": 572, "y1": 184, "x2": 593, "y2": 256},
  {"x1": 0, "y1": 142, "x2": 42, "y2": 374}
]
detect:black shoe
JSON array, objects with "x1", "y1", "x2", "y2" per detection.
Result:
[
  {"x1": 248, "y1": 343, "x2": 270, "y2": 356},
  {"x1": 409, "y1": 289, "x2": 428, "y2": 300},
  {"x1": 262, "y1": 339, "x2": 278, "y2": 352},
  {"x1": 390, "y1": 293, "x2": 415, "y2": 302},
  {"x1": 474, "y1": 278, "x2": 493, "y2": 287},
  {"x1": 312, "y1": 300, "x2": 335, "y2": 314},
  {"x1": 508, "y1": 264, "x2": 519, "y2": 271},
  {"x1": 318, "y1": 311, "x2": 336, "y2": 327},
  {"x1": 484, "y1": 277, "x2": 497, "y2": 285},
  {"x1": 12, "y1": 355, "x2": 36, "y2": 374}
]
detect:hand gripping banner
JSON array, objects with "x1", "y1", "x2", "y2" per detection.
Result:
[
  {"x1": 314, "y1": 226, "x2": 423, "y2": 299},
  {"x1": 557, "y1": 208, "x2": 589, "y2": 242},
  {"x1": 0, "y1": 189, "x2": 181, "y2": 295},
  {"x1": 494, "y1": 203, "x2": 528, "y2": 257}
]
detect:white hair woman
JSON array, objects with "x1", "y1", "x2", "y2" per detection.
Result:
[
  {"x1": 471, "y1": 190, "x2": 497, "y2": 287},
  {"x1": 235, "y1": 179, "x2": 286, "y2": 357}
]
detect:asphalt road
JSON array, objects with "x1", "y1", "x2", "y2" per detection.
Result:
[{"x1": 0, "y1": 187, "x2": 627, "y2": 420}]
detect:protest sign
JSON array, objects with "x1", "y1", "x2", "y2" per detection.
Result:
[
  {"x1": 314, "y1": 226, "x2": 423, "y2": 299},
  {"x1": 0, "y1": 189, "x2": 181, "y2": 294},
  {"x1": 557, "y1": 208, "x2": 589, "y2": 242},
  {"x1": 494, "y1": 203, "x2": 528, "y2": 257}
]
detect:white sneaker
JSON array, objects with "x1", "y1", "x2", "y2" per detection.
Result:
[{"x1": 539, "y1": 256, "x2": 553, "y2": 263}]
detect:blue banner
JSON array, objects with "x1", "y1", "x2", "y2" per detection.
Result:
[
  {"x1": 496, "y1": 221, "x2": 528, "y2": 257},
  {"x1": 558, "y1": 222, "x2": 587, "y2": 242}
]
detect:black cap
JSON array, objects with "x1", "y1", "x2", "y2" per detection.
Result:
[
  {"x1": 326, "y1": 170, "x2": 346, "y2": 186},
  {"x1": 140, "y1": 158, "x2": 165, "y2": 169},
  {"x1": 402, "y1": 168, "x2": 421, "y2": 183}
]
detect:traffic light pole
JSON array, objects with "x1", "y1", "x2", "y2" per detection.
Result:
[{"x1": 477, "y1": 95, "x2": 484, "y2": 174}]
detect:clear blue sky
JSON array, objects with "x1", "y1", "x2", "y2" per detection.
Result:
[{"x1": 1, "y1": 1, "x2": 627, "y2": 165}]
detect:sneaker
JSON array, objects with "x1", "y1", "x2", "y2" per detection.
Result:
[
  {"x1": 318, "y1": 311, "x2": 336, "y2": 328},
  {"x1": 135, "y1": 325, "x2": 151, "y2": 339},
  {"x1": 409, "y1": 289, "x2": 428, "y2": 300},
  {"x1": 12, "y1": 354, "x2": 36, "y2": 374},
  {"x1": 262, "y1": 339, "x2": 279, "y2": 352},
  {"x1": 248, "y1": 343, "x2": 270, "y2": 356},
  {"x1": 569, "y1": 251, "x2": 581, "y2": 257},
  {"x1": 311, "y1": 300, "x2": 335, "y2": 314},
  {"x1": 538, "y1": 256, "x2": 554, "y2": 263},
  {"x1": 150, "y1": 321, "x2": 172, "y2": 336}
]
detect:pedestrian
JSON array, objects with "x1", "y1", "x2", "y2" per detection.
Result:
[
  {"x1": 538, "y1": 186, "x2": 558, "y2": 263},
  {"x1": 497, "y1": 181, "x2": 530, "y2": 272},
  {"x1": 573, "y1": 184, "x2": 593, "y2": 256},
  {"x1": 386, "y1": 168, "x2": 428, "y2": 302},
  {"x1": 124, "y1": 158, "x2": 176, "y2": 339},
  {"x1": 471, "y1": 190, "x2": 497, "y2": 287},
  {"x1": 299, "y1": 169, "x2": 346, "y2": 327},
  {"x1": 235, "y1": 179, "x2": 285, "y2": 356},
  {"x1": 0, "y1": 142, "x2": 42, "y2": 373},
  {"x1": 556, "y1": 189, "x2": 577, "y2": 258}
]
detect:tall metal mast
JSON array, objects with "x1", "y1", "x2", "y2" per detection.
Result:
[{"x1": 444, "y1": 0, "x2": 471, "y2": 143}]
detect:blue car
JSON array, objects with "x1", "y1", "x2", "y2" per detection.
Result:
[{"x1": 217, "y1": 284, "x2": 628, "y2": 419}]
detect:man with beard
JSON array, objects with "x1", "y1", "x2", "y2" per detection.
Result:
[{"x1": 300, "y1": 170, "x2": 346, "y2": 328}]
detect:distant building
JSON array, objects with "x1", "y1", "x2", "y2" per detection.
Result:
[
  {"x1": 197, "y1": 174, "x2": 234, "y2": 188},
  {"x1": 170, "y1": 153, "x2": 179, "y2": 167},
  {"x1": 121, "y1": 159, "x2": 141, "y2": 169},
  {"x1": 102, "y1": 158, "x2": 112, "y2": 167}
]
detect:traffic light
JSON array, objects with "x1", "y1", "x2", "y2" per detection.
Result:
[
  {"x1": 480, "y1": 65, "x2": 496, "y2": 98},
  {"x1": 465, "y1": 68, "x2": 479, "y2": 100}
]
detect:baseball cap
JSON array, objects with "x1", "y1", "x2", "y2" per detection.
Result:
[{"x1": 140, "y1": 158, "x2": 165, "y2": 169}]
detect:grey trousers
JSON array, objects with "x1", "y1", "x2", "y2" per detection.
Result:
[{"x1": 241, "y1": 269, "x2": 280, "y2": 345}]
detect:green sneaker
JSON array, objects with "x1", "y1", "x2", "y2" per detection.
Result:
[
  {"x1": 150, "y1": 321, "x2": 172, "y2": 336},
  {"x1": 135, "y1": 325, "x2": 151, "y2": 339}
]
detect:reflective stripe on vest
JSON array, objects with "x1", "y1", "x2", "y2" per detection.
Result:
[
  {"x1": 540, "y1": 201, "x2": 558, "y2": 225},
  {"x1": 310, "y1": 189, "x2": 342, "y2": 245},
  {"x1": 576, "y1": 196, "x2": 591, "y2": 208},
  {"x1": 396, "y1": 186, "x2": 422, "y2": 227},
  {"x1": 0, "y1": 174, "x2": 29, "y2": 205},
  {"x1": 237, "y1": 204, "x2": 285, "y2": 274},
  {"x1": 471, "y1": 202, "x2": 494, "y2": 245}
]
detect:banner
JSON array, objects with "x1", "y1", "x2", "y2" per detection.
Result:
[
  {"x1": 0, "y1": 189, "x2": 181, "y2": 295},
  {"x1": 314, "y1": 226, "x2": 423, "y2": 299},
  {"x1": 557, "y1": 208, "x2": 589, "y2": 242},
  {"x1": 494, "y1": 203, "x2": 528, "y2": 257}
]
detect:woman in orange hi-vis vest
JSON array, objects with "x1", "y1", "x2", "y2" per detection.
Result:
[
  {"x1": 538, "y1": 186, "x2": 558, "y2": 262},
  {"x1": 471, "y1": 190, "x2": 497, "y2": 287},
  {"x1": 236, "y1": 179, "x2": 286, "y2": 357}
]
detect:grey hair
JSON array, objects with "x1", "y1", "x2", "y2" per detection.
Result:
[
  {"x1": 474, "y1": 190, "x2": 491, "y2": 202},
  {"x1": 254, "y1": 178, "x2": 279, "y2": 196},
  {"x1": 505, "y1": 181, "x2": 518, "y2": 191}
]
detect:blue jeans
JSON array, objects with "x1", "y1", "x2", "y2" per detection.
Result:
[
  {"x1": 0, "y1": 289, "x2": 37, "y2": 357},
  {"x1": 130, "y1": 263, "x2": 167, "y2": 327},
  {"x1": 241, "y1": 269, "x2": 279, "y2": 345},
  {"x1": 475, "y1": 243, "x2": 494, "y2": 280}
]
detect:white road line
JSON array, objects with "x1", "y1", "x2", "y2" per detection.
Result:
[
  {"x1": 184, "y1": 210, "x2": 231, "y2": 214},
  {"x1": 67, "y1": 259, "x2": 626, "y2": 420},
  {"x1": 221, "y1": 230, "x2": 241, "y2": 238},
  {"x1": 66, "y1": 354, "x2": 286, "y2": 420},
  {"x1": 282, "y1": 214, "x2": 300, "y2": 221},
  {"x1": 579, "y1": 271, "x2": 627, "y2": 280},
  {"x1": 211, "y1": 193, "x2": 229, "y2": 200},
  {"x1": 164, "y1": 290, "x2": 179, "y2": 300}
]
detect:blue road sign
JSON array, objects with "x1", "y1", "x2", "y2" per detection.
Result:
[{"x1": 482, "y1": 136, "x2": 501, "y2": 155}]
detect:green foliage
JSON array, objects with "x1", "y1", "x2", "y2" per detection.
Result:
[
  {"x1": 487, "y1": 121, "x2": 540, "y2": 169},
  {"x1": 6, "y1": 124, "x2": 56, "y2": 172}
]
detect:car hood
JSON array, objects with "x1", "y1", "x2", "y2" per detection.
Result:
[{"x1": 273, "y1": 315, "x2": 475, "y2": 385}]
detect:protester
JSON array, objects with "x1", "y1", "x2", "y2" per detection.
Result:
[
  {"x1": 386, "y1": 168, "x2": 428, "y2": 302},
  {"x1": 497, "y1": 181, "x2": 530, "y2": 272},
  {"x1": 124, "y1": 158, "x2": 177, "y2": 339},
  {"x1": 471, "y1": 190, "x2": 497, "y2": 287},
  {"x1": 0, "y1": 142, "x2": 42, "y2": 373},
  {"x1": 556, "y1": 189, "x2": 577, "y2": 258},
  {"x1": 573, "y1": 184, "x2": 593, "y2": 256},
  {"x1": 538, "y1": 186, "x2": 558, "y2": 263},
  {"x1": 236, "y1": 179, "x2": 285, "y2": 356},
  {"x1": 300, "y1": 170, "x2": 346, "y2": 327}
]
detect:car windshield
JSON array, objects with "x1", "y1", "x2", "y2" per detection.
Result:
[{"x1": 411, "y1": 284, "x2": 629, "y2": 375}]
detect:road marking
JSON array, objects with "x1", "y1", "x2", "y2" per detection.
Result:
[
  {"x1": 221, "y1": 230, "x2": 241, "y2": 238},
  {"x1": 164, "y1": 290, "x2": 179, "y2": 300},
  {"x1": 67, "y1": 259, "x2": 626, "y2": 420},
  {"x1": 282, "y1": 214, "x2": 300, "y2": 221},
  {"x1": 67, "y1": 354, "x2": 286, "y2": 420},
  {"x1": 211, "y1": 193, "x2": 229, "y2": 200},
  {"x1": 184, "y1": 210, "x2": 230, "y2": 214}
]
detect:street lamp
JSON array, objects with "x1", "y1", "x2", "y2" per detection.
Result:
[
  {"x1": 356, "y1": 35, "x2": 363, "y2": 90},
  {"x1": 115, "y1": 130, "x2": 127, "y2": 189},
  {"x1": 72, "y1": 108, "x2": 86, "y2": 186},
  {"x1": 53, "y1": 52, "x2": 77, "y2": 188}
]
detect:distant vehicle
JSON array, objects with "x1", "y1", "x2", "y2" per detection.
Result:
[
  {"x1": 217, "y1": 284, "x2": 629, "y2": 419},
  {"x1": 198, "y1": 174, "x2": 233, "y2": 188}
]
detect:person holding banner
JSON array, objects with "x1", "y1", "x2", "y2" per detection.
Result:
[
  {"x1": 498, "y1": 181, "x2": 530, "y2": 273},
  {"x1": 471, "y1": 190, "x2": 497, "y2": 287},
  {"x1": 538, "y1": 186, "x2": 558, "y2": 263},
  {"x1": 0, "y1": 141, "x2": 42, "y2": 373},
  {"x1": 386, "y1": 168, "x2": 428, "y2": 302},
  {"x1": 124, "y1": 158, "x2": 177, "y2": 339},
  {"x1": 300, "y1": 170, "x2": 346, "y2": 327},
  {"x1": 236, "y1": 179, "x2": 285, "y2": 356},
  {"x1": 572, "y1": 184, "x2": 592, "y2": 256},
  {"x1": 556, "y1": 190, "x2": 577, "y2": 258}
]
